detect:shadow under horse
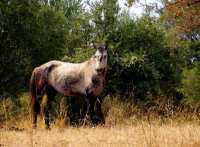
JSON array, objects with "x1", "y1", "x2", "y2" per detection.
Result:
[{"x1": 29, "y1": 44, "x2": 108, "y2": 129}]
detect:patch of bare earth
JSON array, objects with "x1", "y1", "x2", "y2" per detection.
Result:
[{"x1": 1, "y1": 122, "x2": 200, "y2": 147}]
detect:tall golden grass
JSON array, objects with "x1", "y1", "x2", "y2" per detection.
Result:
[
  {"x1": 1, "y1": 119, "x2": 200, "y2": 147},
  {"x1": 1, "y1": 94, "x2": 200, "y2": 147}
]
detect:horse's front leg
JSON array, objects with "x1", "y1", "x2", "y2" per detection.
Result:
[
  {"x1": 93, "y1": 97, "x2": 105, "y2": 125},
  {"x1": 86, "y1": 96, "x2": 105, "y2": 125},
  {"x1": 43, "y1": 87, "x2": 56, "y2": 129},
  {"x1": 83, "y1": 95, "x2": 91, "y2": 125}
]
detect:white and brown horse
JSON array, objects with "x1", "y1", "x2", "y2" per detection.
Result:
[{"x1": 29, "y1": 44, "x2": 107, "y2": 129}]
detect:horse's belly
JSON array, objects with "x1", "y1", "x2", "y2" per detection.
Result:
[{"x1": 52, "y1": 81, "x2": 86, "y2": 96}]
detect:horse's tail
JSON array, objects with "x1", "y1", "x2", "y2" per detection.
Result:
[{"x1": 29, "y1": 69, "x2": 40, "y2": 115}]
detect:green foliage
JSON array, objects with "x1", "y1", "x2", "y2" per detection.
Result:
[
  {"x1": 182, "y1": 63, "x2": 200, "y2": 102},
  {"x1": 106, "y1": 15, "x2": 181, "y2": 100},
  {"x1": 0, "y1": 0, "x2": 68, "y2": 96},
  {"x1": 0, "y1": 0, "x2": 39, "y2": 96},
  {"x1": 89, "y1": 0, "x2": 120, "y2": 41},
  {"x1": 0, "y1": 0, "x2": 199, "y2": 113},
  {"x1": 62, "y1": 48, "x2": 95, "y2": 63},
  {"x1": 30, "y1": 5, "x2": 68, "y2": 66}
]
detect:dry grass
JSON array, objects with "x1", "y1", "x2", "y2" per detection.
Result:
[
  {"x1": 1, "y1": 119, "x2": 200, "y2": 147},
  {"x1": 1, "y1": 95, "x2": 200, "y2": 147}
]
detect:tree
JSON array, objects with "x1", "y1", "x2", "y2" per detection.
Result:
[
  {"x1": 0, "y1": 0, "x2": 68, "y2": 97},
  {"x1": 161, "y1": 0, "x2": 200, "y2": 34},
  {"x1": 159, "y1": 0, "x2": 200, "y2": 103},
  {"x1": 107, "y1": 15, "x2": 181, "y2": 100},
  {"x1": 182, "y1": 63, "x2": 200, "y2": 102},
  {"x1": 88, "y1": 0, "x2": 120, "y2": 41}
]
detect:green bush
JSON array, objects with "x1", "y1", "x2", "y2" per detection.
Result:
[
  {"x1": 62, "y1": 48, "x2": 95, "y2": 63},
  {"x1": 106, "y1": 16, "x2": 181, "y2": 100},
  {"x1": 182, "y1": 63, "x2": 200, "y2": 102},
  {"x1": 0, "y1": 0, "x2": 68, "y2": 97}
]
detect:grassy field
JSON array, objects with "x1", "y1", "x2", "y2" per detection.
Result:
[
  {"x1": 1, "y1": 119, "x2": 200, "y2": 147},
  {"x1": 1, "y1": 95, "x2": 200, "y2": 147}
]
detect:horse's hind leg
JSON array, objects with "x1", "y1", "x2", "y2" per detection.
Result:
[
  {"x1": 41, "y1": 95, "x2": 49, "y2": 129},
  {"x1": 43, "y1": 87, "x2": 56, "y2": 129},
  {"x1": 31, "y1": 100, "x2": 40, "y2": 129},
  {"x1": 31, "y1": 95, "x2": 42, "y2": 129}
]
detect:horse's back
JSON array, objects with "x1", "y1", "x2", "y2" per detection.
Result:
[
  {"x1": 47, "y1": 61, "x2": 88, "y2": 96},
  {"x1": 32, "y1": 59, "x2": 106, "y2": 97},
  {"x1": 39, "y1": 60, "x2": 64, "y2": 68}
]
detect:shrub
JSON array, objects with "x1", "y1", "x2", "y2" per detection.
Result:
[{"x1": 182, "y1": 63, "x2": 200, "y2": 102}]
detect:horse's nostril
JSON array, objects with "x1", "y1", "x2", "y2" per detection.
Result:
[{"x1": 96, "y1": 68, "x2": 105, "y2": 74}]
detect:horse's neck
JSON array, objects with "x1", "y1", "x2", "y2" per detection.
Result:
[{"x1": 82, "y1": 59, "x2": 96, "y2": 76}]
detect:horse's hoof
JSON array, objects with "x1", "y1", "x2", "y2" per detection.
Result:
[
  {"x1": 45, "y1": 126, "x2": 51, "y2": 130},
  {"x1": 32, "y1": 124, "x2": 37, "y2": 129},
  {"x1": 92, "y1": 115, "x2": 104, "y2": 125}
]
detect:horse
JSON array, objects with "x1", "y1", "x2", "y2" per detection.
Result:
[{"x1": 29, "y1": 44, "x2": 108, "y2": 129}]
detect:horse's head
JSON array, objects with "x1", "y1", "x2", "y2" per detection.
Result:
[{"x1": 93, "y1": 43, "x2": 108, "y2": 73}]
